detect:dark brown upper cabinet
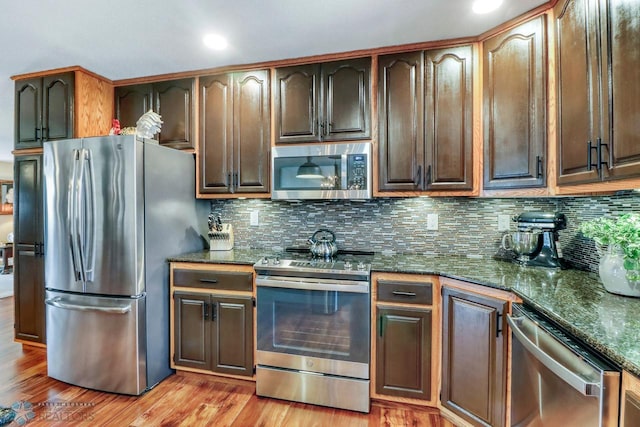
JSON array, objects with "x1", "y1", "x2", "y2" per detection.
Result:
[
  {"x1": 379, "y1": 47, "x2": 473, "y2": 193},
  {"x1": 199, "y1": 70, "x2": 270, "y2": 195},
  {"x1": 483, "y1": 15, "x2": 547, "y2": 190},
  {"x1": 441, "y1": 287, "x2": 507, "y2": 427},
  {"x1": 114, "y1": 78, "x2": 195, "y2": 150},
  {"x1": 15, "y1": 73, "x2": 74, "y2": 150},
  {"x1": 556, "y1": 0, "x2": 640, "y2": 186},
  {"x1": 274, "y1": 58, "x2": 371, "y2": 143}
]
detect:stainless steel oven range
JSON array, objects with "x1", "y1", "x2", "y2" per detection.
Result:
[{"x1": 254, "y1": 249, "x2": 372, "y2": 413}]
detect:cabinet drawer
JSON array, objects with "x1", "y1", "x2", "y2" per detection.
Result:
[
  {"x1": 377, "y1": 280, "x2": 432, "y2": 305},
  {"x1": 173, "y1": 269, "x2": 253, "y2": 292}
]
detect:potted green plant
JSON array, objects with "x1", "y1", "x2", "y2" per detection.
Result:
[{"x1": 579, "y1": 213, "x2": 640, "y2": 297}]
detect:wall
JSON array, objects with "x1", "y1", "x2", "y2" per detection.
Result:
[
  {"x1": 210, "y1": 192, "x2": 640, "y2": 274},
  {"x1": 0, "y1": 161, "x2": 12, "y2": 242}
]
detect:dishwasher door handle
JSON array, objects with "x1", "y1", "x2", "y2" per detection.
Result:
[{"x1": 507, "y1": 314, "x2": 601, "y2": 397}]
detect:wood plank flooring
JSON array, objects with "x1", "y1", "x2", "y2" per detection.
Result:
[{"x1": 0, "y1": 296, "x2": 447, "y2": 426}]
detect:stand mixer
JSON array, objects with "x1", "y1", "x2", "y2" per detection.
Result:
[{"x1": 501, "y1": 211, "x2": 567, "y2": 268}]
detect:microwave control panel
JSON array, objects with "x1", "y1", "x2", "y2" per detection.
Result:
[{"x1": 347, "y1": 154, "x2": 368, "y2": 190}]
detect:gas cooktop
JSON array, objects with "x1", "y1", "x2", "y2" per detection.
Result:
[{"x1": 253, "y1": 248, "x2": 373, "y2": 281}]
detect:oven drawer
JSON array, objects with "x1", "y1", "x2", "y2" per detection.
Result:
[
  {"x1": 173, "y1": 269, "x2": 253, "y2": 291},
  {"x1": 377, "y1": 280, "x2": 432, "y2": 305}
]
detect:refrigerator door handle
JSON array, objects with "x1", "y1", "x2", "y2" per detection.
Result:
[
  {"x1": 82, "y1": 148, "x2": 97, "y2": 282},
  {"x1": 45, "y1": 297, "x2": 132, "y2": 314},
  {"x1": 68, "y1": 149, "x2": 82, "y2": 282},
  {"x1": 75, "y1": 149, "x2": 88, "y2": 287}
]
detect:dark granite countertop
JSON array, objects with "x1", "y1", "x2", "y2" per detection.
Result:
[{"x1": 169, "y1": 249, "x2": 640, "y2": 377}]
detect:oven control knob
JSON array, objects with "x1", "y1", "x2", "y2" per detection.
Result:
[
  {"x1": 357, "y1": 262, "x2": 366, "y2": 270},
  {"x1": 261, "y1": 257, "x2": 269, "y2": 265},
  {"x1": 306, "y1": 360, "x2": 314, "y2": 368},
  {"x1": 344, "y1": 261, "x2": 352, "y2": 270},
  {"x1": 273, "y1": 257, "x2": 280, "y2": 265}
]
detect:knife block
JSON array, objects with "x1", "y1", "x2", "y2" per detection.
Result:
[{"x1": 209, "y1": 224, "x2": 234, "y2": 251}]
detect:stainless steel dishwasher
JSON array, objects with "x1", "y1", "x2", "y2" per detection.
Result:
[{"x1": 508, "y1": 304, "x2": 620, "y2": 427}]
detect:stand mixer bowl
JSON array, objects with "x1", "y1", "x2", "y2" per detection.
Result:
[{"x1": 502, "y1": 231, "x2": 541, "y2": 262}]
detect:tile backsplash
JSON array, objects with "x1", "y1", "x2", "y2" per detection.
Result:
[{"x1": 210, "y1": 192, "x2": 639, "y2": 274}]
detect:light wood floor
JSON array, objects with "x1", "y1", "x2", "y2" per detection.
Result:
[{"x1": 0, "y1": 296, "x2": 448, "y2": 426}]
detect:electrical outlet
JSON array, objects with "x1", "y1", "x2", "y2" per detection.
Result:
[
  {"x1": 250, "y1": 210, "x2": 259, "y2": 226},
  {"x1": 498, "y1": 214, "x2": 511, "y2": 232},
  {"x1": 427, "y1": 213, "x2": 438, "y2": 231}
]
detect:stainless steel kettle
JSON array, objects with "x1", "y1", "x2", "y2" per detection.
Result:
[{"x1": 308, "y1": 229, "x2": 338, "y2": 259}]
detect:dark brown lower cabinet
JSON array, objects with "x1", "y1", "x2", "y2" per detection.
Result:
[
  {"x1": 441, "y1": 287, "x2": 507, "y2": 427},
  {"x1": 376, "y1": 306, "x2": 432, "y2": 400},
  {"x1": 624, "y1": 390, "x2": 640, "y2": 427},
  {"x1": 13, "y1": 247, "x2": 45, "y2": 343},
  {"x1": 173, "y1": 291, "x2": 253, "y2": 377}
]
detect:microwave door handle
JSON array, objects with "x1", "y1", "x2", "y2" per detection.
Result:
[
  {"x1": 507, "y1": 314, "x2": 601, "y2": 397},
  {"x1": 341, "y1": 155, "x2": 348, "y2": 189},
  {"x1": 67, "y1": 149, "x2": 81, "y2": 282}
]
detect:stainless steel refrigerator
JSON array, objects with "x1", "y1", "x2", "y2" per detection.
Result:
[{"x1": 43, "y1": 135, "x2": 207, "y2": 395}]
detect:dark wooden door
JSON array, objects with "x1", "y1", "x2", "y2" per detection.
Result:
[
  {"x1": 173, "y1": 292, "x2": 210, "y2": 370},
  {"x1": 425, "y1": 46, "x2": 473, "y2": 191},
  {"x1": 41, "y1": 73, "x2": 74, "y2": 143},
  {"x1": 274, "y1": 64, "x2": 321, "y2": 143},
  {"x1": 483, "y1": 16, "x2": 547, "y2": 190},
  {"x1": 376, "y1": 306, "x2": 432, "y2": 400},
  {"x1": 555, "y1": 0, "x2": 602, "y2": 185},
  {"x1": 211, "y1": 295, "x2": 254, "y2": 377},
  {"x1": 114, "y1": 84, "x2": 154, "y2": 129},
  {"x1": 233, "y1": 70, "x2": 270, "y2": 193},
  {"x1": 322, "y1": 58, "x2": 371, "y2": 141},
  {"x1": 15, "y1": 78, "x2": 42, "y2": 149},
  {"x1": 199, "y1": 74, "x2": 233, "y2": 194},
  {"x1": 13, "y1": 155, "x2": 45, "y2": 343},
  {"x1": 441, "y1": 287, "x2": 507, "y2": 427},
  {"x1": 154, "y1": 78, "x2": 195, "y2": 150},
  {"x1": 378, "y1": 51, "x2": 425, "y2": 191},
  {"x1": 602, "y1": 0, "x2": 640, "y2": 180}
]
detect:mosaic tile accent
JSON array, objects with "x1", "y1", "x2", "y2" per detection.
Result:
[{"x1": 209, "y1": 191, "x2": 640, "y2": 274}]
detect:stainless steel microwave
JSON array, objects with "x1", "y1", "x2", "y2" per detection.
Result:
[{"x1": 271, "y1": 142, "x2": 372, "y2": 200}]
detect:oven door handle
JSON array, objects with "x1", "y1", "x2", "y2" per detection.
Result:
[
  {"x1": 507, "y1": 314, "x2": 601, "y2": 397},
  {"x1": 256, "y1": 276, "x2": 369, "y2": 293}
]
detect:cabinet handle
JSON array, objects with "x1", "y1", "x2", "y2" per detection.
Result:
[
  {"x1": 536, "y1": 156, "x2": 543, "y2": 179},
  {"x1": 35, "y1": 127, "x2": 40, "y2": 140},
  {"x1": 233, "y1": 173, "x2": 239, "y2": 188},
  {"x1": 425, "y1": 165, "x2": 432, "y2": 186},
  {"x1": 42, "y1": 127, "x2": 49, "y2": 140},
  {"x1": 199, "y1": 278, "x2": 218, "y2": 284},
  {"x1": 587, "y1": 140, "x2": 598, "y2": 171},
  {"x1": 227, "y1": 173, "x2": 232, "y2": 187},
  {"x1": 496, "y1": 311, "x2": 502, "y2": 337},
  {"x1": 379, "y1": 315, "x2": 386, "y2": 337},
  {"x1": 597, "y1": 138, "x2": 609, "y2": 171},
  {"x1": 211, "y1": 303, "x2": 217, "y2": 321},
  {"x1": 40, "y1": 243, "x2": 45, "y2": 256},
  {"x1": 413, "y1": 165, "x2": 423, "y2": 188},
  {"x1": 392, "y1": 291, "x2": 417, "y2": 298},
  {"x1": 319, "y1": 121, "x2": 326, "y2": 137},
  {"x1": 203, "y1": 302, "x2": 209, "y2": 320}
]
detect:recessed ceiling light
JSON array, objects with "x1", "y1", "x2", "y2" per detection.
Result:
[
  {"x1": 203, "y1": 34, "x2": 228, "y2": 50},
  {"x1": 472, "y1": 0, "x2": 503, "y2": 14}
]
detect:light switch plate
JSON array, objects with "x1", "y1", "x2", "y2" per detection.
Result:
[
  {"x1": 498, "y1": 214, "x2": 511, "y2": 232},
  {"x1": 427, "y1": 213, "x2": 438, "y2": 231},
  {"x1": 250, "y1": 210, "x2": 259, "y2": 226}
]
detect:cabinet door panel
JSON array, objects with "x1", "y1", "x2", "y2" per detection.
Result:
[
  {"x1": 441, "y1": 288, "x2": 506, "y2": 427},
  {"x1": 275, "y1": 65, "x2": 321, "y2": 143},
  {"x1": 200, "y1": 74, "x2": 233, "y2": 193},
  {"x1": 604, "y1": 0, "x2": 640, "y2": 179},
  {"x1": 212, "y1": 295, "x2": 254, "y2": 376},
  {"x1": 555, "y1": 0, "x2": 601, "y2": 185},
  {"x1": 234, "y1": 70, "x2": 270, "y2": 193},
  {"x1": 173, "y1": 292, "x2": 210, "y2": 370},
  {"x1": 14, "y1": 245, "x2": 45, "y2": 343},
  {"x1": 114, "y1": 84, "x2": 154, "y2": 129},
  {"x1": 425, "y1": 46, "x2": 473, "y2": 190},
  {"x1": 376, "y1": 306, "x2": 431, "y2": 400},
  {"x1": 15, "y1": 79, "x2": 41, "y2": 149},
  {"x1": 14, "y1": 156, "x2": 42, "y2": 245},
  {"x1": 484, "y1": 17, "x2": 546, "y2": 189},
  {"x1": 378, "y1": 52, "x2": 425, "y2": 191},
  {"x1": 42, "y1": 73, "x2": 74, "y2": 142},
  {"x1": 154, "y1": 78, "x2": 194, "y2": 150},
  {"x1": 323, "y1": 58, "x2": 371, "y2": 140}
]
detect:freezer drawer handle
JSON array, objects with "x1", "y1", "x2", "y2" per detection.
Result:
[
  {"x1": 45, "y1": 297, "x2": 132, "y2": 314},
  {"x1": 507, "y1": 314, "x2": 600, "y2": 397}
]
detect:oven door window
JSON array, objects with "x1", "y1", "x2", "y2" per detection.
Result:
[{"x1": 257, "y1": 287, "x2": 369, "y2": 364}]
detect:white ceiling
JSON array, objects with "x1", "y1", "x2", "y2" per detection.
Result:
[{"x1": 0, "y1": 0, "x2": 548, "y2": 163}]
